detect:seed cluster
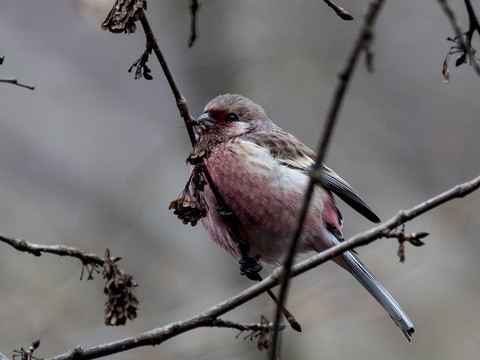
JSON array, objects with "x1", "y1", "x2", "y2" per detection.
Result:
[{"x1": 103, "y1": 250, "x2": 140, "y2": 326}]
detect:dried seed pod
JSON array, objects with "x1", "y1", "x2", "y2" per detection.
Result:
[
  {"x1": 256, "y1": 330, "x2": 272, "y2": 351},
  {"x1": 103, "y1": 249, "x2": 140, "y2": 326},
  {"x1": 169, "y1": 171, "x2": 209, "y2": 226},
  {"x1": 101, "y1": 0, "x2": 148, "y2": 34},
  {"x1": 185, "y1": 138, "x2": 210, "y2": 165}
]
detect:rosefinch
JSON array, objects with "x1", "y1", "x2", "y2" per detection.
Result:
[{"x1": 189, "y1": 94, "x2": 414, "y2": 341}]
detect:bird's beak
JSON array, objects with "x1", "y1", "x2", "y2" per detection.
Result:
[{"x1": 194, "y1": 112, "x2": 216, "y2": 130}]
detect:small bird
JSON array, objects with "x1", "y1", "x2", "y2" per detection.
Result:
[{"x1": 189, "y1": 94, "x2": 415, "y2": 341}]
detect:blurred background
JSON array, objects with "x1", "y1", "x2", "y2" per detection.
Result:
[{"x1": 1, "y1": 1, "x2": 479, "y2": 359}]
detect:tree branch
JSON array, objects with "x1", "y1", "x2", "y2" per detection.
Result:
[
  {"x1": 46, "y1": 317, "x2": 280, "y2": 360},
  {"x1": 0, "y1": 78, "x2": 35, "y2": 90},
  {"x1": 290, "y1": 175, "x2": 480, "y2": 277},
  {"x1": 137, "y1": 10, "x2": 197, "y2": 146},
  {"x1": 35, "y1": 175, "x2": 479, "y2": 359},
  {"x1": 438, "y1": 0, "x2": 480, "y2": 78},
  {"x1": 323, "y1": 0, "x2": 354, "y2": 21},
  {"x1": 0, "y1": 234, "x2": 103, "y2": 267},
  {"x1": 270, "y1": 0, "x2": 386, "y2": 357},
  {"x1": 188, "y1": 0, "x2": 200, "y2": 47},
  {"x1": 27, "y1": 2, "x2": 475, "y2": 358},
  {"x1": 464, "y1": 0, "x2": 480, "y2": 38}
]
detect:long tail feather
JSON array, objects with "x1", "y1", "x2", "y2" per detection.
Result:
[{"x1": 341, "y1": 249, "x2": 415, "y2": 342}]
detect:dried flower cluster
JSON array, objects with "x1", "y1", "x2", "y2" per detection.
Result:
[
  {"x1": 236, "y1": 316, "x2": 273, "y2": 352},
  {"x1": 169, "y1": 167, "x2": 208, "y2": 226},
  {"x1": 442, "y1": 34, "x2": 480, "y2": 83},
  {"x1": 185, "y1": 137, "x2": 210, "y2": 165},
  {"x1": 101, "y1": 0, "x2": 147, "y2": 34},
  {"x1": 103, "y1": 249, "x2": 139, "y2": 326}
]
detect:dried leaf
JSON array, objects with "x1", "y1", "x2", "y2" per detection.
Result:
[
  {"x1": 455, "y1": 52, "x2": 467, "y2": 67},
  {"x1": 101, "y1": 0, "x2": 148, "y2": 34},
  {"x1": 169, "y1": 167, "x2": 208, "y2": 225},
  {"x1": 443, "y1": 54, "x2": 450, "y2": 83},
  {"x1": 103, "y1": 249, "x2": 140, "y2": 326}
]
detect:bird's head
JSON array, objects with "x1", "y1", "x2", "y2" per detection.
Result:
[{"x1": 193, "y1": 94, "x2": 272, "y2": 144}]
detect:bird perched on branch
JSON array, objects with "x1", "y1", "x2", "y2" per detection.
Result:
[{"x1": 185, "y1": 93, "x2": 414, "y2": 341}]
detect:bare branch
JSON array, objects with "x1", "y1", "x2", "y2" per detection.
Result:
[
  {"x1": 0, "y1": 234, "x2": 103, "y2": 266},
  {"x1": 45, "y1": 317, "x2": 281, "y2": 360},
  {"x1": 0, "y1": 237, "x2": 139, "y2": 325},
  {"x1": 37, "y1": 175, "x2": 480, "y2": 359},
  {"x1": 270, "y1": 0, "x2": 386, "y2": 357},
  {"x1": 188, "y1": 0, "x2": 200, "y2": 47},
  {"x1": 0, "y1": 78, "x2": 35, "y2": 90},
  {"x1": 437, "y1": 0, "x2": 480, "y2": 79},
  {"x1": 289, "y1": 175, "x2": 480, "y2": 277},
  {"x1": 0, "y1": 56, "x2": 35, "y2": 90},
  {"x1": 96, "y1": 4, "x2": 479, "y2": 358},
  {"x1": 323, "y1": 0, "x2": 354, "y2": 20},
  {"x1": 136, "y1": 10, "x2": 197, "y2": 146},
  {"x1": 464, "y1": 0, "x2": 480, "y2": 38}
]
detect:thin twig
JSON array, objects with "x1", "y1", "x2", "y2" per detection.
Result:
[
  {"x1": 0, "y1": 78, "x2": 35, "y2": 90},
  {"x1": 464, "y1": 0, "x2": 480, "y2": 38},
  {"x1": 101, "y1": 4, "x2": 478, "y2": 358},
  {"x1": 45, "y1": 317, "x2": 276, "y2": 360},
  {"x1": 188, "y1": 0, "x2": 200, "y2": 47},
  {"x1": 270, "y1": 0, "x2": 387, "y2": 358},
  {"x1": 0, "y1": 234, "x2": 103, "y2": 266},
  {"x1": 41, "y1": 175, "x2": 480, "y2": 360},
  {"x1": 323, "y1": 0, "x2": 354, "y2": 20},
  {"x1": 437, "y1": 0, "x2": 480, "y2": 75},
  {"x1": 137, "y1": 9, "x2": 197, "y2": 145},
  {"x1": 290, "y1": 174, "x2": 480, "y2": 276}
]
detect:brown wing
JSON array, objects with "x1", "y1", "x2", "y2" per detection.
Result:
[
  {"x1": 321, "y1": 165, "x2": 380, "y2": 223},
  {"x1": 245, "y1": 131, "x2": 381, "y2": 223},
  {"x1": 245, "y1": 131, "x2": 316, "y2": 171}
]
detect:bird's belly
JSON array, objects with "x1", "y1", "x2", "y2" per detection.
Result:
[{"x1": 201, "y1": 141, "x2": 329, "y2": 265}]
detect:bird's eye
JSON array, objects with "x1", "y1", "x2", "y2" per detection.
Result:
[{"x1": 226, "y1": 113, "x2": 239, "y2": 122}]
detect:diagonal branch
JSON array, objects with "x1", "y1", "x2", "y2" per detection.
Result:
[
  {"x1": 0, "y1": 78, "x2": 35, "y2": 90},
  {"x1": 323, "y1": 0, "x2": 354, "y2": 20},
  {"x1": 464, "y1": 0, "x2": 480, "y2": 38},
  {"x1": 40, "y1": 174, "x2": 480, "y2": 360},
  {"x1": 292, "y1": 174, "x2": 480, "y2": 277},
  {"x1": 97, "y1": 3, "x2": 479, "y2": 358},
  {"x1": 137, "y1": 10, "x2": 197, "y2": 145},
  {"x1": 270, "y1": 0, "x2": 387, "y2": 357}
]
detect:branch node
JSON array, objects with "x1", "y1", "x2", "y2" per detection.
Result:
[
  {"x1": 70, "y1": 346, "x2": 85, "y2": 360},
  {"x1": 13, "y1": 338, "x2": 41, "y2": 360},
  {"x1": 176, "y1": 97, "x2": 190, "y2": 119}
]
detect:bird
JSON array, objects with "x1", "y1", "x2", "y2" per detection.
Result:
[{"x1": 188, "y1": 93, "x2": 415, "y2": 342}]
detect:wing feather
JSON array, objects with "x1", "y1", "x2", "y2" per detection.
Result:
[{"x1": 244, "y1": 131, "x2": 381, "y2": 223}]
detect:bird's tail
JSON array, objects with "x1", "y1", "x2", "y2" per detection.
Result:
[{"x1": 341, "y1": 249, "x2": 415, "y2": 342}]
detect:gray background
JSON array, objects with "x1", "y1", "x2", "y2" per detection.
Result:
[{"x1": 1, "y1": 1, "x2": 479, "y2": 359}]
